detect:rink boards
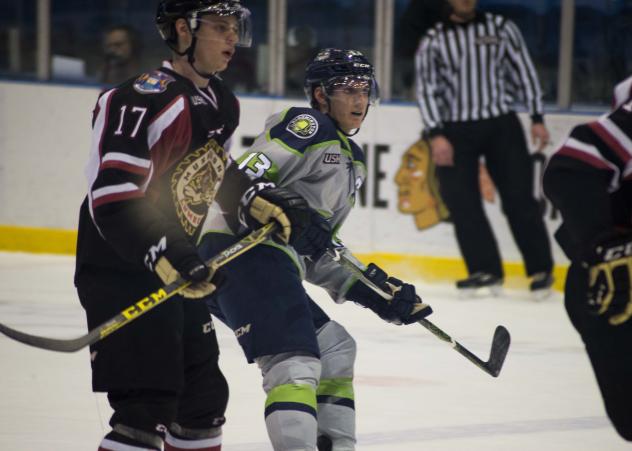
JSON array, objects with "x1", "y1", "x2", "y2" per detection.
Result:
[{"x1": 0, "y1": 81, "x2": 599, "y2": 288}]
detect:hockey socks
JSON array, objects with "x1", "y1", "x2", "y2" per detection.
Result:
[
  {"x1": 258, "y1": 353, "x2": 321, "y2": 450},
  {"x1": 98, "y1": 429, "x2": 222, "y2": 451},
  {"x1": 316, "y1": 378, "x2": 356, "y2": 451},
  {"x1": 164, "y1": 429, "x2": 222, "y2": 451},
  {"x1": 264, "y1": 383, "x2": 318, "y2": 450},
  {"x1": 98, "y1": 430, "x2": 161, "y2": 451},
  {"x1": 315, "y1": 321, "x2": 357, "y2": 451}
]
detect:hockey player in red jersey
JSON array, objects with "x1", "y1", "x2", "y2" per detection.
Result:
[
  {"x1": 75, "y1": 2, "x2": 331, "y2": 450},
  {"x1": 543, "y1": 76, "x2": 632, "y2": 441}
]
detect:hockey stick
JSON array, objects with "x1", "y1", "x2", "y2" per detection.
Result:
[
  {"x1": 329, "y1": 249, "x2": 510, "y2": 377},
  {"x1": 0, "y1": 223, "x2": 277, "y2": 353}
]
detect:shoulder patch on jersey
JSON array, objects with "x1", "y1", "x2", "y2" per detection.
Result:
[
  {"x1": 286, "y1": 114, "x2": 319, "y2": 139},
  {"x1": 133, "y1": 70, "x2": 175, "y2": 94}
]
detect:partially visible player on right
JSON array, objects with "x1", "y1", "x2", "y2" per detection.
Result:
[{"x1": 543, "y1": 76, "x2": 632, "y2": 441}]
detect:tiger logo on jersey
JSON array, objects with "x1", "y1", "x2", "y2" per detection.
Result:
[
  {"x1": 287, "y1": 114, "x2": 319, "y2": 139},
  {"x1": 171, "y1": 139, "x2": 228, "y2": 235}
]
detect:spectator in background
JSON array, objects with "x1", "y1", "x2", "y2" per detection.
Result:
[
  {"x1": 285, "y1": 25, "x2": 318, "y2": 97},
  {"x1": 101, "y1": 24, "x2": 141, "y2": 85},
  {"x1": 415, "y1": 0, "x2": 554, "y2": 298}
]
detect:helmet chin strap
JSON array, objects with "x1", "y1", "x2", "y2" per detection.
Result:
[
  {"x1": 323, "y1": 95, "x2": 370, "y2": 137},
  {"x1": 173, "y1": 26, "x2": 216, "y2": 81},
  {"x1": 339, "y1": 122, "x2": 361, "y2": 137},
  {"x1": 186, "y1": 37, "x2": 217, "y2": 80}
]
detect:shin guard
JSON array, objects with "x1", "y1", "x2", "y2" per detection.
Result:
[
  {"x1": 257, "y1": 352, "x2": 321, "y2": 450},
  {"x1": 316, "y1": 321, "x2": 357, "y2": 451}
]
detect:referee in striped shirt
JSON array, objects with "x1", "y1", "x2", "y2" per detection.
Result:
[{"x1": 415, "y1": 0, "x2": 554, "y2": 296}]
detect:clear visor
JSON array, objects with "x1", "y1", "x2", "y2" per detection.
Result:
[
  {"x1": 324, "y1": 76, "x2": 380, "y2": 105},
  {"x1": 189, "y1": 4, "x2": 252, "y2": 47}
]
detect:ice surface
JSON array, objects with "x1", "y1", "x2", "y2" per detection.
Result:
[{"x1": 0, "y1": 252, "x2": 628, "y2": 450}]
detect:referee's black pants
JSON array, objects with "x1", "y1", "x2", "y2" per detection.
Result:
[{"x1": 436, "y1": 112, "x2": 553, "y2": 278}]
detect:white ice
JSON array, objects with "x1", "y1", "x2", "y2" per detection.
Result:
[{"x1": 0, "y1": 251, "x2": 628, "y2": 451}]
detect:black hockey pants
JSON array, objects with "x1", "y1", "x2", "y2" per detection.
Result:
[{"x1": 565, "y1": 264, "x2": 632, "y2": 441}]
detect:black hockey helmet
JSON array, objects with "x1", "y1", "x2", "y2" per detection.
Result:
[
  {"x1": 303, "y1": 48, "x2": 380, "y2": 108},
  {"x1": 156, "y1": 0, "x2": 252, "y2": 51}
]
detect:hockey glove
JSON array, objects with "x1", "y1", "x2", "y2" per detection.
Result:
[
  {"x1": 238, "y1": 182, "x2": 332, "y2": 257},
  {"x1": 583, "y1": 231, "x2": 632, "y2": 326},
  {"x1": 346, "y1": 263, "x2": 432, "y2": 325},
  {"x1": 145, "y1": 238, "x2": 218, "y2": 299}
]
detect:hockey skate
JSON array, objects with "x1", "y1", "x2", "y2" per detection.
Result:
[
  {"x1": 529, "y1": 272, "x2": 554, "y2": 300},
  {"x1": 456, "y1": 272, "x2": 503, "y2": 298}
]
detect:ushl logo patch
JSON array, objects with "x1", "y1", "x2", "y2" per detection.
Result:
[
  {"x1": 323, "y1": 153, "x2": 341, "y2": 164},
  {"x1": 190, "y1": 95, "x2": 208, "y2": 106}
]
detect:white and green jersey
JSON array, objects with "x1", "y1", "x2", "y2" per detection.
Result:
[{"x1": 201, "y1": 106, "x2": 367, "y2": 301}]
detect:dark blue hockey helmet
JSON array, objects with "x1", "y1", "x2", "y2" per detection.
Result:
[
  {"x1": 156, "y1": 0, "x2": 252, "y2": 51},
  {"x1": 304, "y1": 48, "x2": 380, "y2": 108}
]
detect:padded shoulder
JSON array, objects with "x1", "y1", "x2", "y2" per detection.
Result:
[
  {"x1": 104, "y1": 69, "x2": 188, "y2": 117},
  {"x1": 132, "y1": 69, "x2": 177, "y2": 95},
  {"x1": 268, "y1": 107, "x2": 340, "y2": 154}
]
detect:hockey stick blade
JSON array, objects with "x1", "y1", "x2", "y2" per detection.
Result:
[
  {"x1": 486, "y1": 325, "x2": 511, "y2": 377},
  {"x1": 417, "y1": 319, "x2": 510, "y2": 377},
  {"x1": 329, "y1": 249, "x2": 511, "y2": 377},
  {"x1": 0, "y1": 223, "x2": 277, "y2": 353}
]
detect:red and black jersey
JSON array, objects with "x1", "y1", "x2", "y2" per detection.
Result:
[
  {"x1": 75, "y1": 62, "x2": 241, "y2": 279},
  {"x1": 544, "y1": 76, "x2": 632, "y2": 260}
]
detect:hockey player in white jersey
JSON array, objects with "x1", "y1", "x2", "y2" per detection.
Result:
[{"x1": 199, "y1": 49, "x2": 433, "y2": 451}]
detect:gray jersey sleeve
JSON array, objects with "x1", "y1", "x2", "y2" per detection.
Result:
[{"x1": 304, "y1": 247, "x2": 366, "y2": 303}]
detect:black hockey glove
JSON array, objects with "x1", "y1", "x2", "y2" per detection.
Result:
[
  {"x1": 346, "y1": 263, "x2": 432, "y2": 325},
  {"x1": 238, "y1": 182, "x2": 332, "y2": 257},
  {"x1": 582, "y1": 231, "x2": 632, "y2": 326},
  {"x1": 144, "y1": 237, "x2": 219, "y2": 299}
]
